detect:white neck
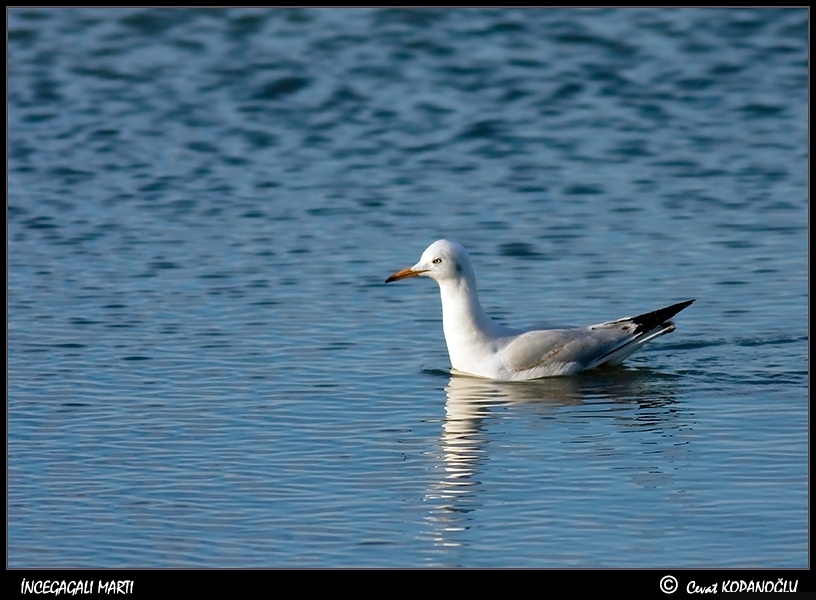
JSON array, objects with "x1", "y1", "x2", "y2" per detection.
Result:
[{"x1": 437, "y1": 275, "x2": 508, "y2": 367}]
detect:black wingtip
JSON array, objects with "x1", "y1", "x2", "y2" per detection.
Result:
[{"x1": 631, "y1": 299, "x2": 695, "y2": 335}]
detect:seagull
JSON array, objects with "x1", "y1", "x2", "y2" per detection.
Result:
[{"x1": 385, "y1": 239, "x2": 694, "y2": 381}]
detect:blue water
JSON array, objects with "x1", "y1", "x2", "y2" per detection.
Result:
[{"x1": 8, "y1": 8, "x2": 808, "y2": 568}]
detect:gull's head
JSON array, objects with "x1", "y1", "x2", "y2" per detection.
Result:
[{"x1": 385, "y1": 239, "x2": 473, "y2": 284}]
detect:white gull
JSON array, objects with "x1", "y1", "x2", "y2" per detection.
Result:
[{"x1": 386, "y1": 239, "x2": 694, "y2": 381}]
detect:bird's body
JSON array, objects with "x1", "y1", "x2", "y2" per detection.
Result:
[{"x1": 386, "y1": 240, "x2": 693, "y2": 381}]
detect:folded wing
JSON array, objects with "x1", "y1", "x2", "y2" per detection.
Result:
[{"x1": 500, "y1": 300, "x2": 695, "y2": 376}]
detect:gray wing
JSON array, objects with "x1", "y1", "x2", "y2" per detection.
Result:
[
  {"x1": 500, "y1": 326, "x2": 635, "y2": 374},
  {"x1": 500, "y1": 300, "x2": 695, "y2": 374}
]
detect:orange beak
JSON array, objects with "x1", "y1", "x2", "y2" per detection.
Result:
[{"x1": 385, "y1": 267, "x2": 427, "y2": 283}]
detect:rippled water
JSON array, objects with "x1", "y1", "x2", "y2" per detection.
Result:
[{"x1": 8, "y1": 8, "x2": 808, "y2": 568}]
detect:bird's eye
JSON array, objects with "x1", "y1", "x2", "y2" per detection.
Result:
[{"x1": 432, "y1": 258, "x2": 442, "y2": 264}]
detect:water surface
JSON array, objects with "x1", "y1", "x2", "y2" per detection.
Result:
[{"x1": 8, "y1": 7, "x2": 808, "y2": 568}]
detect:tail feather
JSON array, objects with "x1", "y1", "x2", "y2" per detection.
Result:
[
  {"x1": 630, "y1": 299, "x2": 695, "y2": 335},
  {"x1": 588, "y1": 299, "x2": 695, "y2": 369}
]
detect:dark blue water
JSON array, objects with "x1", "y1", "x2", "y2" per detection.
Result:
[{"x1": 8, "y1": 8, "x2": 807, "y2": 568}]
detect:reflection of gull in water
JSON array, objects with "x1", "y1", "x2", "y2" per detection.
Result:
[
  {"x1": 432, "y1": 376, "x2": 584, "y2": 492},
  {"x1": 422, "y1": 371, "x2": 682, "y2": 551},
  {"x1": 386, "y1": 240, "x2": 694, "y2": 381}
]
